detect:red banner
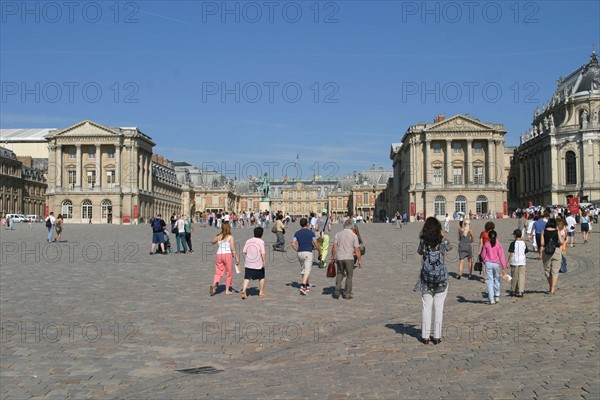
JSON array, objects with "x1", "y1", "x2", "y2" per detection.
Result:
[
  {"x1": 410, "y1": 202, "x2": 415, "y2": 217},
  {"x1": 503, "y1": 201, "x2": 508, "y2": 216},
  {"x1": 568, "y1": 197, "x2": 579, "y2": 215},
  {"x1": 45, "y1": 205, "x2": 49, "y2": 218},
  {"x1": 133, "y1": 205, "x2": 138, "y2": 219}
]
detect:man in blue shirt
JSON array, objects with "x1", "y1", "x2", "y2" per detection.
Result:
[
  {"x1": 292, "y1": 218, "x2": 322, "y2": 295},
  {"x1": 533, "y1": 213, "x2": 549, "y2": 259}
]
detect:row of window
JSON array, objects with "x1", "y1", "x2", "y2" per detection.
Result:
[
  {"x1": 65, "y1": 170, "x2": 116, "y2": 189},
  {"x1": 432, "y1": 166, "x2": 485, "y2": 185},
  {"x1": 65, "y1": 146, "x2": 116, "y2": 159},
  {"x1": 60, "y1": 199, "x2": 112, "y2": 219},
  {"x1": 431, "y1": 142, "x2": 485, "y2": 154},
  {"x1": 0, "y1": 164, "x2": 21, "y2": 176},
  {"x1": 433, "y1": 195, "x2": 488, "y2": 216}
]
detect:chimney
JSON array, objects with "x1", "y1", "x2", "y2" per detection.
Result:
[
  {"x1": 434, "y1": 114, "x2": 445, "y2": 123},
  {"x1": 17, "y1": 156, "x2": 32, "y2": 168}
]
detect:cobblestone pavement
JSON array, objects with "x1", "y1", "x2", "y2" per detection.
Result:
[{"x1": 1, "y1": 219, "x2": 598, "y2": 399}]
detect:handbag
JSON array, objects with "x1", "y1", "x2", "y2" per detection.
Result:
[
  {"x1": 271, "y1": 224, "x2": 278, "y2": 233},
  {"x1": 474, "y1": 261, "x2": 483, "y2": 273},
  {"x1": 326, "y1": 259, "x2": 336, "y2": 278},
  {"x1": 360, "y1": 244, "x2": 366, "y2": 256}
]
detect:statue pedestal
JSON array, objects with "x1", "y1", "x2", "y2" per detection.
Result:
[{"x1": 259, "y1": 198, "x2": 270, "y2": 212}]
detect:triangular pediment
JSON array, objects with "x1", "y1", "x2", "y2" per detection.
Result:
[
  {"x1": 424, "y1": 115, "x2": 497, "y2": 132},
  {"x1": 50, "y1": 120, "x2": 121, "y2": 139}
]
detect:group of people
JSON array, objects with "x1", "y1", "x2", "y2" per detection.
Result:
[
  {"x1": 149, "y1": 213, "x2": 194, "y2": 255},
  {"x1": 199, "y1": 210, "x2": 292, "y2": 230},
  {"x1": 419, "y1": 207, "x2": 592, "y2": 345},
  {"x1": 206, "y1": 209, "x2": 363, "y2": 300},
  {"x1": 44, "y1": 212, "x2": 65, "y2": 242}
]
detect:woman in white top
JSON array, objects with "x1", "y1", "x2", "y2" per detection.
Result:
[
  {"x1": 210, "y1": 216, "x2": 240, "y2": 296},
  {"x1": 175, "y1": 214, "x2": 188, "y2": 254}
]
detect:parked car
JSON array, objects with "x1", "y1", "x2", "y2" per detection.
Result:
[{"x1": 26, "y1": 215, "x2": 40, "y2": 223}]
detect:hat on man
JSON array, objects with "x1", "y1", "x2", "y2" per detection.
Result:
[
  {"x1": 513, "y1": 229, "x2": 522, "y2": 237},
  {"x1": 223, "y1": 215, "x2": 230, "y2": 222}
]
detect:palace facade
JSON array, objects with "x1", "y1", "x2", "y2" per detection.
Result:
[
  {"x1": 390, "y1": 114, "x2": 511, "y2": 220},
  {"x1": 44, "y1": 120, "x2": 182, "y2": 224},
  {"x1": 514, "y1": 52, "x2": 600, "y2": 206},
  {"x1": 0, "y1": 146, "x2": 47, "y2": 217}
]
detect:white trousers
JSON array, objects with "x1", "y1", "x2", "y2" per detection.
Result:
[{"x1": 421, "y1": 287, "x2": 448, "y2": 340}]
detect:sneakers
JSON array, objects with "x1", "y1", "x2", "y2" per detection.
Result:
[
  {"x1": 332, "y1": 291, "x2": 340, "y2": 299},
  {"x1": 494, "y1": 296, "x2": 500, "y2": 303},
  {"x1": 489, "y1": 300, "x2": 496, "y2": 305},
  {"x1": 299, "y1": 287, "x2": 308, "y2": 295}
]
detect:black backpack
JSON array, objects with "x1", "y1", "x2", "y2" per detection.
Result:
[
  {"x1": 420, "y1": 243, "x2": 448, "y2": 287},
  {"x1": 151, "y1": 218, "x2": 163, "y2": 232},
  {"x1": 544, "y1": 231, "x2": 558, "y2": 255},
  {"x1": 45, "y1": 218, "x2": 52, "y2": 228}
]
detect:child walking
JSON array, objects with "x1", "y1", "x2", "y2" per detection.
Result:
[
  {"x1": 507, "y1": 229, "x2": 528, "y2": 297},
  {"x1": 241, "y1": 227, "x2": 266, "y2": 299}
]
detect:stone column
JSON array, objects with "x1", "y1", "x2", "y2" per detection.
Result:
[
  {"x1": 424, "y1": 140, "x2": 431, "y2": 185},
  {"x1": 445, "y1": 140, "x2": 452, "y2": 184},
  {"x1": 578, "y1": 141, "x2": 584, "y2": 189},
  {"x1": 56, "y1": 145, "x2": 62, "y2": 188},
  {"x1": 75, "y1": 144, "x2": 82, "y2": 189},
  {"x1": 47, "y1": 144, "x2": 56, "y2": 193},
  {"x1": 519, "y1": 160, "x2": 525, "y2": 195},
  {"x1": 95, "y1": 144, "x2": 101, "y2": 189},
  {"x1": 495, "y1": 139, "x2": 503, "y2": 186},
  {"x1": 487, "y1": 140, "x2": 495, "y2": 184},
  {"x1": 115, "y1": 143, "x2": 122, "y2": 189},
  {"x1": 409, "y1": 138, "x2": 416, "y2": 187},
  {"x1": 466, "y1": 139, "x2": 473, "y2": 185},
  {"x1": 134, "y1": 146, "x2": 140, "y2": 192}
]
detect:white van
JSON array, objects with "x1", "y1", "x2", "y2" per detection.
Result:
[
  {"x1": 5, "y1": 214, "x2": 26, "y2": 222},
  {"x1": 26, "y1": 215, "x2": 40, "y2": 223}
]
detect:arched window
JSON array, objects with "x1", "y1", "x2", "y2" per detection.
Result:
[
  {"x1": 82, "y1": 199, "x2": 93, "y2": 219},
  {"x1": 565, "y1": 151, "x2": 577, "y2": 185},
  {"x1": 476, "y1": 195, "x2": 488, "y2": 214},
  {"x1": 62, "y1": 200, "x2": 73, "y2": 219},
  {"x1": 101, "y1": 199, "x2": 112, "y2": 220},
  {"x1": 434, "y1": 196, "x2": 446, "y2": 216},
  {"x1": 455, "y1": 195, "x2": 467, "y2": 214}
]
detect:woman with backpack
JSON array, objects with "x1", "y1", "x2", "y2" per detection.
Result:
[
  {"x1": 416, "y1": 217, "x2": 450, "y2": 345},
  {"x1": 480, "y1": 230, "x2": 506, "y2": 305},
  {"x1": 541, "y1": 218, "x2": 564, "y2": 295}
]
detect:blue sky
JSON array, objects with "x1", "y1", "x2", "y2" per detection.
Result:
[{"x1": 1, "y1": 0, "x2": 599, "y2": 179}]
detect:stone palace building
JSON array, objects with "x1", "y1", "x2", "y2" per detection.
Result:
[
  {"x1": 514, "y1": 52, "x2": 600, "y2": 206},
  {"x1": 390, "y1": 114, "x2": 513, "y2": 220}
]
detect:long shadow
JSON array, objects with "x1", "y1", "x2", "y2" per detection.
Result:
[
  {"x1": 286, "y1": 281, "x2": 302, "y2": 289},
  {"x1": 385, "y1": 323, "x2": 420, "y2": 340},
  {"x1": 456, "y1": 295, "x2": 487, "y2": 304},
  {"x1": 321, "y1": 286, "x2": 336, "y2": 295}
]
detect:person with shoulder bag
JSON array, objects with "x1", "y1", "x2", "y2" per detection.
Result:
[
  {"x1": 272, "y1": 213, "x2": 286, "y2": 252},
  {"x1": 541, "y1": 218, "x2": 564, "y2": 295},
  {"x1": 415, "y1": 217, "x2": 449, "y2": 345}
]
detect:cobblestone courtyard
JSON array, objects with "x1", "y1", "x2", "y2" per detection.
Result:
[{"x1": 1, "y1": 219, "x2": 599, "y2": 399}]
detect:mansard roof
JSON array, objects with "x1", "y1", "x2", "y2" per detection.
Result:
[{"x1": 552, "y1": 52, "x2": 600, "y2": 100}]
